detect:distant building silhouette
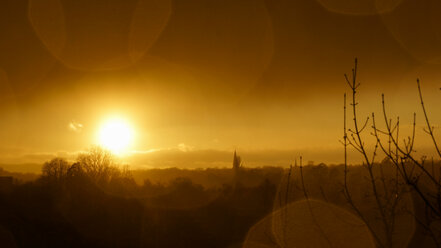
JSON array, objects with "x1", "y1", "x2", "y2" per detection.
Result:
[
  {"x1": 233, "y1": 151, "x2": 242, "y2": 185},
  {"x1": 0, "y1": 176, "x2": 13, "y2": 193},
  {"x1": 233, "y1": 150, "x2": 242, "y2": 171}
]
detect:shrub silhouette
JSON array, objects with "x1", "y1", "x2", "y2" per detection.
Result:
[{"x1": 341, "y1": 58, "x2": 441, "y2": 247}]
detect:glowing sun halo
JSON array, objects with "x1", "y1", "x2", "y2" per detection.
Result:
[{"x1": 98, "y1": 118, "x2": 134, "y2": 154}]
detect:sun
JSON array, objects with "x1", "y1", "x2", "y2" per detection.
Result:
[{"x1": 98, "y1": 117, "x2": 134, "y2": 154}]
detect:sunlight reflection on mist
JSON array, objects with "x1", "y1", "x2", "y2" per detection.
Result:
[{"x1": 0, "y1": 69, "x2": 21, "y2": 150}]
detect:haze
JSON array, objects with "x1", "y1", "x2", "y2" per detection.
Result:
[{"x1": 1, "y1": 0, "x2": 441, "y2": 171}]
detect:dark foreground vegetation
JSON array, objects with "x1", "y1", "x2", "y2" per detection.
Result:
[
  {"x1": 0, "y1": 148, "x2": 283, "y2": 248},
  {"x1": 0, "y1": 151, "x2": 440, "y2": 247}
]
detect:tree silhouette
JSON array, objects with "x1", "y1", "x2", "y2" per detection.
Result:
[
  {"x1": 343, "y1": 58, "x2": 441, "y2": 247},
  {"x1": 76, "y1": 146, "x2": 119, "y2": 185},
  {"x1": 41, "y1": 157, "x2": 70, "y2": 182}
]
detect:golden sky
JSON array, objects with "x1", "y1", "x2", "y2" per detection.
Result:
[{"x1": 1, "y1": 0, "x2": 441, "y2": 170}]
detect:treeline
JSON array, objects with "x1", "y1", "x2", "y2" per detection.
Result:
[
  {"x1": 0, "y1": 167, "x2": 38, "y2": 183},
  {"x1": 0, "y1": 147, "x2": 282, "y2": 248},
  {"x1": 1, "y1": 151, "x2": 440, "y2": 247},
  {"x1": 132, "y1": 166, "x2": 283, "y2": 189}
]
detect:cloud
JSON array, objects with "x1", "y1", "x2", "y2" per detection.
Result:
[
  {"x1": 178, "y1": 143, "x2": 194, "y2": 152},
  {"x1": 19, "y1": 151, "x2": 79, "y2": 164},
  {"x1": 68, "y1": 120, "x2": 83, "y2": 133},
  {"x1": 124, "y1": 147, "x2": 346, "y2": 169}
]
